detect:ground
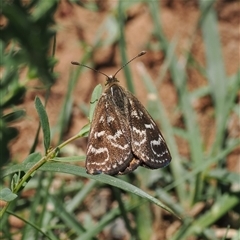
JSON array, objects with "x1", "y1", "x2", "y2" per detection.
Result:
[
  {"x1": 11, "y1": 0, "x2": 239, "y2": 171},
  {"x1": 7, "y1": 0, "x2": 240, "y2": 239}
]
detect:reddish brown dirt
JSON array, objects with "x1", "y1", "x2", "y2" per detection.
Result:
[
  {"x1": 7, "y1": 1, "x2": 239, "y2": 239},
  {"x1": 10, "y1": 0, "x2": 239, "y2": 169}
]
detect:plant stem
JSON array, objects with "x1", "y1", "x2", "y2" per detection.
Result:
[{"x1": 0, "y1": 133, "x2": 81, "y2": 218}]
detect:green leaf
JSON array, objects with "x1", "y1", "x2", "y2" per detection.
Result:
[
  {"x1": 0, "y1": 188, "x2": 18, "y2": 202},
  {"x1": 206, "y1": 169, "x2": 240, "y2": 185},
  {"x1": 52, "y1": 156, "x2": 85, "y2": 162},
  {"x1": 89, "y1": 84, "x2": 102, "y2": 122},
  {"x1": 77, "y1": 123, "x2": 90, "y2": 137},
  {"x1": 0, "y1": 122, "x2": 19, "y2": 166},
  {"x1": 2, "y1": 162, "x2": 179, "y2": 218},
  {"x1": 35, "y1": 96, "x2": 51, "y2": 153},
  {"x1": 1, "y1": 86, "x2": 26, "y2": 108},
  {"x1": 2, "y1": 1, "x2": 57, "y2": 85},
  {"x1": 22, "y1": 152, "x2": 42, "y2": 165},
  {"x1": 3, "y1": 109, "x2": 26, "y2": 123}
]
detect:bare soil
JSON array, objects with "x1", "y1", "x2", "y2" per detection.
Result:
[
  {"x1": 8, "y1": 1, "x2": 240, "y2": 239},
  {"x1": 11, "y1": 0, "x2": 239, "y2": 170}
]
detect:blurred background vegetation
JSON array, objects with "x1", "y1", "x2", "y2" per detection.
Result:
[{"x1": 1, "y1": 0, "x2": 239, "y2": 239}]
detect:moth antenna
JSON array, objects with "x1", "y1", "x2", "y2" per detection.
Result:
[
  {"x1": 71, "y1": 61, "x2": 109, "y2": 78},
  {"x1": 113, "y1": 51, "x2": 146, "y2": 78},
  {"x1": 71, "y1": 50, "x2": 146, "y2": 78}
]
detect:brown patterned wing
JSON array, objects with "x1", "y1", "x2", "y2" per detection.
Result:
[
  {"x1": 127, "y1": 92, "x2": 172, "y2": 169},
  {"x1": 86, "y1": 91, "x2": 133, "y2": 175}
]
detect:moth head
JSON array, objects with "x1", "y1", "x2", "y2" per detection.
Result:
[{"x1": 105, "y1": 75, "x2": 119, "y2": 86}]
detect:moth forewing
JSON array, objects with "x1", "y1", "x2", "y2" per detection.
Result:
[
  {"x1": 127, "y1": 91, "x2": 171, "y2": 168},
  {"x1": 86, "y1": 84, "x2": 134, "y2": 175}
]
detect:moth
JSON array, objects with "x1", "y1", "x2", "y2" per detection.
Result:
[{"x1": 72, "y1": 51, "x2": 171, "y2": 175}]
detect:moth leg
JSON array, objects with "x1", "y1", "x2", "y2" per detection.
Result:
[{"x1": 118, "y1": 158, "x2": 141, "y2": 175}]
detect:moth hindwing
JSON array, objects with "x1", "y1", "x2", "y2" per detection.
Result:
[
  {"x1": 84, "y1": 52, "x2": 171, "y2": 175},
  {"x1": 72, "y1": 51, "x2": 171, "y2": 175}
]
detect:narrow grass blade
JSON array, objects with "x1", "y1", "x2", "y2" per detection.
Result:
[
  {"x1": 149, "y1": 0, "x2": 205, "y2": 205},
  {"x1": 51, "y1": 195, "x2": 86, "y2": 235},
  {"x1": 21, "y1": 172, "x2": 51, "y2": 239},
  {"x1": 112, "y1": 188, "x2": 137, "y2": 237},
  {"x1": 66, "y1": 179, "x2": 97, "y2": 213},
  {"x1": 55, "y1": 50, "x2": 93, "y2": 142},
  {"x1": 164, "y1": 138, "x2": 240, "y2": 192},
  {"x1": 137, "y1": 63, "x2": 186, "y2": 205},
  {"x1": 6, "y1": 211, "x2": 52, "y2": 240},
  {"x1": 117, "y1": 1, "x2": 135, "y2": 93},
  {"x1": 78, "y1": 199, "x2": 145, "y2": 240},
  {"x1": 173, "y1": 193, "x2": 240, "y2": 239},
  {"x1": 200, "y1": 0, "x2": 227, "y2": 111},
  {"x1": 200, "y1": 0, "x2": 229, "y2": 156},
  {"x1": 2, "y1": 162, "x2": 179, "y2": 218}
]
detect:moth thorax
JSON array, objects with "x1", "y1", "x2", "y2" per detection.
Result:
[{"x1": 110, "y1": 85, "x2": 127, "y2": 113}]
